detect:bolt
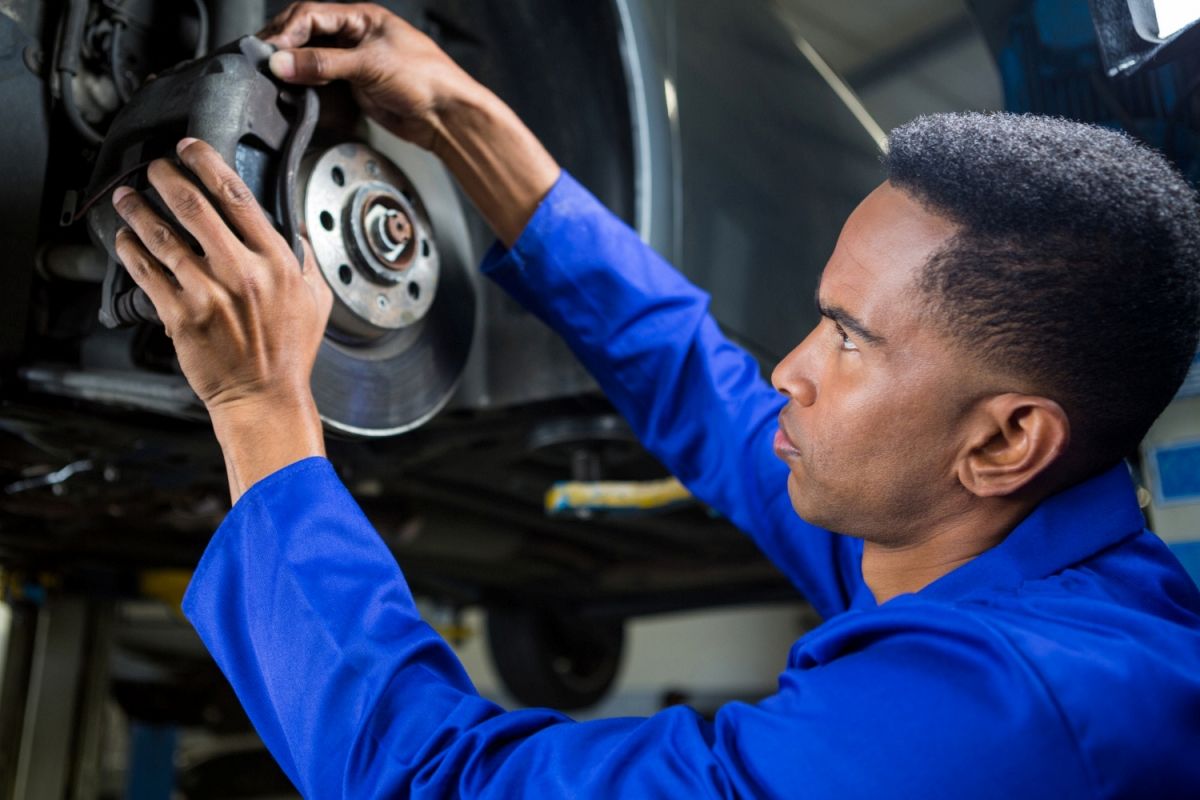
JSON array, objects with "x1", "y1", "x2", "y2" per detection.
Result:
[
  {"x1": 362, "y1": 196, "x2": 415, "y2": 268},
  {"x1": 366, "y1": 160, "x2": 380, "y2": 177},
  {"x1": 376, "y1": 294, "x2": 389, "y2": 309},
  {"x1": 386, "y1": 210, "x2": 413, "y2": 246}
]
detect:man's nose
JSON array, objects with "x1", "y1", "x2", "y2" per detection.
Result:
[{"x1": 771, "y1": 333, "x2": 818, "y2": 407}]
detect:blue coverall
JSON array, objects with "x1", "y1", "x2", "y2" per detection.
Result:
[{"x1": 184, "y1": 173, "x2": 1200, "y2": 798}]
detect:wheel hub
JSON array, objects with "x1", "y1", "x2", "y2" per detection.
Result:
[
  {"x1": 301, "y1": 142, "x2": 475, "y2": 437},
  {"x1": 305, "y1": 144, "x2": 439, "y2": 339}
]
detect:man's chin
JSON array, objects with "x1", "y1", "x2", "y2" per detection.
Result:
[
  {"x1": 785, "y1": 471, "x2": 822, "y2": 524},
  {"x1": 784, "y1": 470, "x2": 851, "y2": 532}
]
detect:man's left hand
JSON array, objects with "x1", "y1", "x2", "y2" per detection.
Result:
[{"x1": 113, "y1": 138, "x2": 334, "y2": 501}]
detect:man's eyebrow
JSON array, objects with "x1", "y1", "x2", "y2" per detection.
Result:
[{"x1": 814, "y1": 291, "x2": 886, "y2": 345}]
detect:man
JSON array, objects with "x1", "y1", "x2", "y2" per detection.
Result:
[{"x1": 110, "y1": 2, "x2": 1200, "y2": 797}]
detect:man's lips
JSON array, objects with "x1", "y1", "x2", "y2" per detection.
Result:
[{"x1": 774, "y1": 417, "x2": 801, "y2": 459}]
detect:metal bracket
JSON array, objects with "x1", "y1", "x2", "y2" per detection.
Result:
[{"x1": 84, "y1": 36, "x2": 319, "y2": 328}]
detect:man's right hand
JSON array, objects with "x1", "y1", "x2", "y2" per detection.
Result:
[
  {"x1": 260, "y1": 2, "x2": 560, "y2": 246},
  {"x1": 260, "y1": 2, "x2": 469, "y2": 150}
]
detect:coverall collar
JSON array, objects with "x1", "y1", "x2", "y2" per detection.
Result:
[{"x1": 852, "y1": 461, "x2": 1146, "y2": 608}]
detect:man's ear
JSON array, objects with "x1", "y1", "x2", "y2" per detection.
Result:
[{"x1": 957, "y1": 394, "x2": 1070, "y2": 498}]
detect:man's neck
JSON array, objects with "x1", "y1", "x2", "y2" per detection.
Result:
[{"x1": 860, "y1": 501, "x2": 1033, "y2": 604}]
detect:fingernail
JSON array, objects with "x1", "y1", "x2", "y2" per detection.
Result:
[
  {"x1": 112, "y1": 186, "x2": 133, "y2": 206},
  {"x1": 177, "y1": 137, "x2": 200, "y2": 155},
  {"x1": 269, "y1": 50, "x2": 295, "y2": 79}
]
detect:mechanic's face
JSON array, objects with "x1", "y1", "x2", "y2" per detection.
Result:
[{"x1": 771, "y1": 182, "x2": 989, "y2": 544}]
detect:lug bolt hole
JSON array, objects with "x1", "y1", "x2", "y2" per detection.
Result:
[
  {"x1": 331, "y1": 166, "x2": 345, "y2": 187},
  {"x1": 320, "y1": 211, "x2": 335, "y2": 231},
  {"x1": 408, "y1": 282, "x2": 420, "y2": 300},
  {"x1": 338, "y1": 264, "x2": 352, "y2": 285},
  {"x1": 421, "y1": 239, "x2": 430, "y2": 258}
]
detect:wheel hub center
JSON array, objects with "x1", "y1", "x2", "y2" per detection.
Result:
[
  {"x1": 302, "y1": 144, "x2": 440, "y2": 339},
  {"x1": 362, "y1": 195, "x2": 415, "y2": 268}
]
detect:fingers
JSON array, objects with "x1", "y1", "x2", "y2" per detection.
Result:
[
  {"x1": 144, "y1": 158, "x2": 236, "y2": 264},
  {"x1": 260, "y1": 2, "x2": 374, "y2": 50},
  {"x1": 174, "y1": 138, "x2": 281, "y2": 255},
  {"x1": 268, "y1": 45, "x2": 367, "y2": 85},
  {"x1": 112, "y1": 186, "x2": 205, "y2": 292},
  {"x1": 262, "y1": 2, "x2": 391, "y2": 85},
  {"x1": 113, "y1": 228, "x2": 183, "y2": 329}
]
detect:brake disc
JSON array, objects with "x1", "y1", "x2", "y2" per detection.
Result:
[{"x1": 302, "y1": 142, "x2": 476, "y2": 437}]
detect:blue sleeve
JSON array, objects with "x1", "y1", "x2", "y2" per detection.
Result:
[
  {"x1": 482, "y1": 172, "x2": 862, "y2": 617},
  {"x1": 182, "y1": 458, "x2": 1091, "y2": 799}
]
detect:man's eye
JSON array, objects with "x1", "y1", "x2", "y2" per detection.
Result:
[{"x1": 834, "y1": 322, "x2": 858, "y2": 351}]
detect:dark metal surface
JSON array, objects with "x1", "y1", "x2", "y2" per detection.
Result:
[
  {"x1": 395, "y1": 0, "x2": 644, "y2": 410},
  {"x1": 8, "y1": 596, "x2": 87, "y2": 800},
  {"x1": 0, "y1": 594, "x2": 113, "y2": 800},
  {"x1": 85, "y1": 36, "x2": 318, "y2": 327},
  {"x1": 19, "y1": 365, "x2": 202, "y2": 419},
  {"x1": 0, "y1": 1, "x2": 48, "y2": 362},
  {"x1": 658, "y1": 0, "x2": 884, "y2": 363},
  {"x1": 209, "y1": 0, "x2": 265, "y2": 51},
  {"x1": 1089, "y1": 0, "x2": 1200, "y2": 76},
  {"x1": 848, "y1": 15, "x2": 982, "y2": 90},
  {"x1": 277, "y1": 84, "x2": 320, "y2": 264},
  {"x1": 0, "y1": 599, "x2": 37, "y2": 799}
]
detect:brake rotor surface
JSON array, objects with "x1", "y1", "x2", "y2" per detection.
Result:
[{"x1": 303, "y1": 142, "x2": 475, "y2": 437}]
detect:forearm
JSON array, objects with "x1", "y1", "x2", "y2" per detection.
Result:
[{"x1": 431, "y1": 86, "x2": 560, "y2": 247}]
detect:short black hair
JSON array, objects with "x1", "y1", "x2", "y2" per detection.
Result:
[{"x1": 884, "y1": 112, "x2": 1200, "y2": 465}]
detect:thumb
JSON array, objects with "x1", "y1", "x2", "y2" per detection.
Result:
[{"x1": 268, "y1": 48, "x2": 363, "y2": 86}]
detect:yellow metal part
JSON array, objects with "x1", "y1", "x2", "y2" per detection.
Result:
[
  {"x1": 545, "y1": 477, "x2": 693, "y2": 516},
  {"x1": 432, "y1": 623, "x2": 474, "y2": 647},
  {"x1": 139, "y1": 569, "x2": 194, "y2": 616}
]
